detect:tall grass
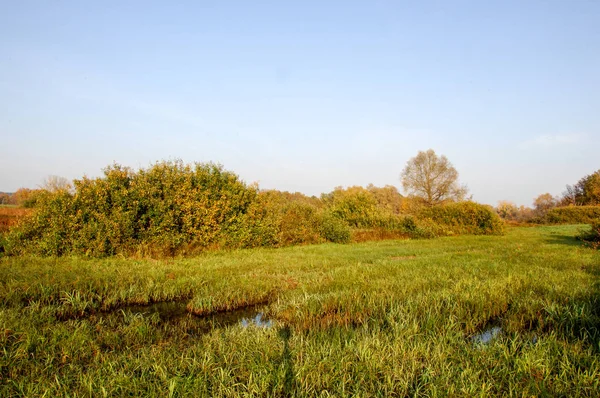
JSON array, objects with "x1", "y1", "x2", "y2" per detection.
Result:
[{"x1": 0, "y1": 225, "x2": 598, "y2": 396}]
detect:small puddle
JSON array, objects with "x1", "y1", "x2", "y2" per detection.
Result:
[
  {"x1": 124, "y1": 301, "x2": 188, "y2": 321},
  {"x1": 119, "y1": 301, "x2": 274, "y2": 331},
  {"x1": 240, "y1": 312, "x2": 273, "y2": 328},
  {"x1": 471, "y1": 326, "x2": 502, "y2": 345}
]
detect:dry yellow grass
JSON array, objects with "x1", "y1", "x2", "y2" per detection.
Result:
[{"x1": 0, "y1": 206, "x2": 31, "y2": 232}]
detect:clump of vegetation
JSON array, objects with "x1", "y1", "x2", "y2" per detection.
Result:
[
  {"x1": 418, "y1": 201, "x2": 505, "y2": 235},
  {"x1": 5, "y1": 161, "x2": 259, "y2": 256},
  {"x1": 578, "y1": 221, "x2": 600, "y2": 249},
  {"x1": 3, "y1": 153, "x2": 505, "y2": 258},
  {"x1": 2, "y1": 161, "x2": 358, "y2": 257},
  {"x1": 543, "y1": 206, "x2": 600, "y2": 225},
  {"x1": 495, "y1": 200, "x2": 536, "y2": 224},
  {"x1": 317, "y1": 210, "x2": 351, "y2": 243},
  {"x1": 562, "y1": 169, "x2": 600, "y2": 206}
]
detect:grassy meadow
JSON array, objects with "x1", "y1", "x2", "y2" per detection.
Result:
[{"x1": 1, "y1": 224, "x2": 599, "y2": 396}]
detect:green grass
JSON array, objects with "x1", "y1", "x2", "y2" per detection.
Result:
[{"x1": 1, "y1": 225, "x2": 599, "y2": 396}]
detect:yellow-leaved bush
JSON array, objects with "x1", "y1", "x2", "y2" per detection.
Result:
[
  {"x1": 2, "y1": 161, "x2": 505, "y2": 258},
  {"x1": 3, "y1": 161, "x2": 352, "y2": 257}
]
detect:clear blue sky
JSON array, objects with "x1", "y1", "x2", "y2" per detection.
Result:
[{"x1": 1, "y1": 1, "x2": 598, "y2": 206}]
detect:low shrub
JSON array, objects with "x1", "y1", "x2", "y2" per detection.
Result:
[
  {"x1": 323, "y1": 186, "x2": 383, "y2": 228},
  {"x1": 418, "y1": 202, "x2": 505, "y2": 236},
  {"x1": 277, "y1": 202, "x2": 324, "y2": 246},
  {"x1": 543, "y1": 206, "x2": 600, "y2": 224},
  {"x1": 577, "y1": 221, "x2": 600, "y2": 249},
  {"x1": 318, "y1": 211, "x2": 351, "y2": 244}
]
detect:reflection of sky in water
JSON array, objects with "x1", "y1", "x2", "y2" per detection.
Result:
[
  {"x1": 471, "y1": 326, "x2": 502, "y2": 345},
  {"x1": 241, "y1": 313, "x2": 273, "y2": 328}
]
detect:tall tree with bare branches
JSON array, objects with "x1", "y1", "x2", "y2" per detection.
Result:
[{"x1": 401, "y1": 149, "x2": 468, "y2": 206}]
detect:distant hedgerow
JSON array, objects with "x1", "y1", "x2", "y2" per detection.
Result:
[
  {"x1": 4, "y1": 161, "x2": 506, "y2": 258},
  {"x1": 542, "y1": 206, "x2": 600, "y2": 225},
  {"x1": 418, "y1": 202, "x2": 505, "y2": 236},
  {"x1": 4, "y1": 161, "x2": 357, "y2": 257}
]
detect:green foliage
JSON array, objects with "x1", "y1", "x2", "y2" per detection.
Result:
[
  {"x1": 5, "y1": 161, "x2": 259, "y2": 256},
  {"x1": 318, "y1": 211, "x2": 351, "y2": 243},
  {"x1": 277, "y1": 202, "x2": 324, "y2": 246},
  {"x1": 0, "y1": 226, "x2": 599, "y2": 395},
  {"x1": 562, "y1": 170, "x2": 600, "y2": 206},
  {"x1": 225, "y1": 192, "x2": 350, "y2": 247},
  {"x1": 366, "y1": 184, "x2": 405, "y2": 214},
  {"x1": 5, "y1": 160, "x2": 507, "y2": 257},
  {"x1": 543, "y1": 206, "x2": 600, "y2": 224},
  {"x1": 577, "y1": 221, "x2": 600, "y2": 249},
  {"x1": 322, "y1": 186, "x2": 383, "y2": 228},
  {"x1": 418, "y1": 201, "x2": 505, "y2": 236},
  {"x1": 221, "y1": 191, "x2": 280, "y2": 249}
]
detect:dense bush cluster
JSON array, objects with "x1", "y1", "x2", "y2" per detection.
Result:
[
  {"x1": 542, "y1": 206, "x2": 600, "y2": 225},
  {"x1": 2, "y1": 161, "x2": 505, "y2": 257},
  {"x1": 418, "y1": 202, "x2": 505, "y2": 236},
  {"x1": 2, "y1": 162, "x2": 352, "y2": 257}
]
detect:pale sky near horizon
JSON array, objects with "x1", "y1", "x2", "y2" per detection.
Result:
[{"x1": 1, "y1": 1, "x2": 598, "y2": 207}]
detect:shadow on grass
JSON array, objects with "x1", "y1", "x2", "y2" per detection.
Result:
[
  {"x1": 270, "y1": 326, "x2": 296, "y2": 397},
  {"x1": 544, "y1": 234, "x2": 586, "y2": 247},
  {"x1": 552, "y1": 235, "x2": 600, "y2": 353},
  {"x1": 531, "y1": 230, "x2": 600, "y2": 353}
]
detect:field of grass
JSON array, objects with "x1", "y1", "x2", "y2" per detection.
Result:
[{"x1": 1, "y1": 225, "x2": 599, "y2": 396}]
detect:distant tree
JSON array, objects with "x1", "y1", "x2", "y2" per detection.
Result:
[
  {"x1": 11, "y1": 188, "x2": 44, "y2": 207},
  {"x1": 0, "y1": 192, "x2": 10, "y2": 205},
  {"x1": 401, "y1": 149, "x2": 468, "y2": 206},
  {"x1": 579, "y1": 170, "x2": 600, "y2": 205},
  {"x1": 562, "y1": 170, "x2": 600, "y2": 206},
  {"x1": 517, "y1": 205, "x2": 535, "y2": 222},
  {"x1": 41, "y1": 175, "x2": 73, "y2": 193},
  {"x1": 561, "y1": 184, "x2": 578, "y2": 206},
  {"x1": 533, "y1": 193, "x2": 557, "y2": 216},
  {"x1": 496, "y1": 201, "x2": 536, "y2": 222},
  {"x1": 496, "y1": 200, "x2": 518, "y2": 220}
]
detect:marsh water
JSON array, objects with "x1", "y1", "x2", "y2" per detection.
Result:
[
  {"x1": 471, "y1": 325, "x2": 502, "y2": 345},
  {"x1": 119, "y1": 300, "x2": 274, "y2": 330}
]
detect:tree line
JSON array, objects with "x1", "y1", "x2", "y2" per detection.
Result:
[
  {"x1": 496, "y1": 169, "x2": 600, "y2": 223},
  {"x1": 0, "y1": 151, "x2": 504, "y2": 257}
]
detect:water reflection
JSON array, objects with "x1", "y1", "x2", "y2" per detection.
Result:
[
  {"x1": 121, "y1": 301, "x2": 274, "y2": 330},
  {"x1": 471, "y1": 326, "x2": 502, "y2": 345},
  {"x1": 240, "y1": 312, "x2": 273, "y2": 328}
]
